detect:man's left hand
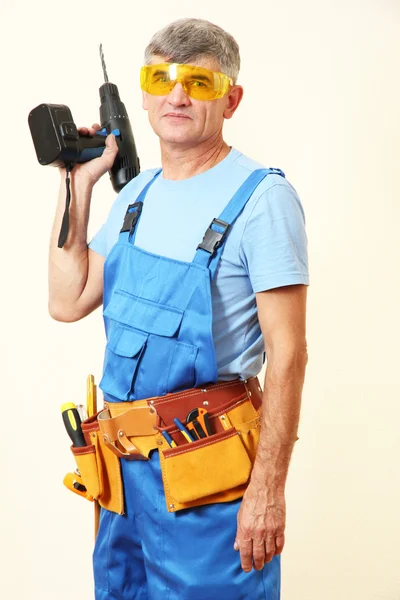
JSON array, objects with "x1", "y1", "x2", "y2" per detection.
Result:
[{"x1": 234, "y1": 482, "x2": 286, "y2": 572}]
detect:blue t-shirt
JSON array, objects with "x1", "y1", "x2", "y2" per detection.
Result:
[{"x1": 89, "y1": 147, "x2": 309, "y2": 380}]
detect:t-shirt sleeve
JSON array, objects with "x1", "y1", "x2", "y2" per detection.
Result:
[
  {"x1": 88, "y1": 185, "x2": 133, "y2": 258},
  {"x1": 239, "y1": 183, "x2": 310, "y2": 293},
  {"x1": 88, "y1": 170, "x2": 156, "y2": 258},
  {"x1": 88, "y1": 221, "x2": 108, "y2": 257}
]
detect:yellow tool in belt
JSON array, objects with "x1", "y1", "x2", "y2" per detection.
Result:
[
  {"x1": 62, "y1": 375, "x2": 98, "y2": 503},
  {"x1": 87, "y1": 374, "x2": 100, "y2": 539},
  {"x1": 86, "y1": 374, "x2": 97, "y2": 418}
]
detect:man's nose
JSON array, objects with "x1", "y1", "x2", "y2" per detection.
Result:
[{"x1": 167, "y1": 81, "x2": 191, "y2": 106}]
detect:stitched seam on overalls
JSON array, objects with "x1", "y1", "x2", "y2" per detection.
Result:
[
  {"x1": 154, "y1": 474, "x2": 170, "y2": 600},
  {"x1": 105, "y1": 511, "x2": 114, "y2": 592}
]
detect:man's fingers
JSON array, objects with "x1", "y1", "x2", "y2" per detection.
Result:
[
  {"x1": 104, "y1": 134, "x2": 119, "y2": 157},
  {"x1": 264, "y1": 534, "x2": 276, "y2": 564},
  {"x1": 252, "y1": 538, "x2": 266, "y2": 571},
  {"x1": 236, "y1": 535, "x2": 282, "y2": 570},
  {"x1": 274, "y1": 533, "x2": 285, "y2": 556},
  {"x1": 237, "y1": 539, "x2": 253, "y2": 573},
  {"x1": 105, "y1": 133, "x2": 117, "y2": 148},
  {"x1": 77, "y1": 124, "x2": 102, "y2": 137}
]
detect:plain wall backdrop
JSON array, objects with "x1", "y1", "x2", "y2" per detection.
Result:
[{"x1": 1, "y1": 0, "x2": 399, "y2": 598}]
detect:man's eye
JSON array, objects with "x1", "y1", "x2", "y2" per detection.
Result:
[
  {"x1": 188, "y1": 79, "x2": 208, "y2": 88},
  {"x1": 153, "y1": 75, "x2": 170, "y2": 83}
]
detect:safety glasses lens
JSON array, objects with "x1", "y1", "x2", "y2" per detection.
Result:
[{"x1": 140, "y1": 64, "x2": 231, "y2": 100}]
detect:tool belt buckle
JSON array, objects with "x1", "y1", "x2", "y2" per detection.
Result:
[{"x1": 98, "y1": 404, "x2": 158, "y2": 460}]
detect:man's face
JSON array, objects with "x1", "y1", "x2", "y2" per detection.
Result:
[{"x1": 142, "y1": 55, "x2": 241, "y2": 148}]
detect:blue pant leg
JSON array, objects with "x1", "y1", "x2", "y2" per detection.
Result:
[
  {"x1": 93, "y1": 500, "x2": 148, "y2": 599},
  {"x1": 134, "y1": 451, "x2": 281, "y2": 600}
]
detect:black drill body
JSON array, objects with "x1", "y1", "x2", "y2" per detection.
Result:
[
  {"x1": 28, "y1": 44, "x2": 140, "y2": 193},
  {"x1": 100, "y1": 82, "x2": 140, "y2": 192},
  {"x1": 27, "y1": 45, "x2": 141, "y2": 247}
]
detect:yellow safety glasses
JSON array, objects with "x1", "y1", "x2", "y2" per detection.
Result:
[{"x1": 140, "y1": 63, "x2": 233, "y2": 101}]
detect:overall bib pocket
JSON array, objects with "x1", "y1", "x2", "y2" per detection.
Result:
[
  {"x1": 100, "y1": 324, "x2": 148, "y2": 401},
  {"x1": 102, "y1": 290, "x2": 199, "y2": 399}
]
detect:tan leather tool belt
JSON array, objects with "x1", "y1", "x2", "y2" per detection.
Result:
[
  {"x1": 73, "y1": 377, "x2": 263, "y2": 514},
  {"x1": 98, "y1": 376, "x2": 262, "y2": 458}
]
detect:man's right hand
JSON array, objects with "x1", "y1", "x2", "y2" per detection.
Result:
[
  {"x1": 60, "y1": 123, "x2": 119, "y2": 187},
  {"x1": 50, "y1": 122, "x2": 114, "y2": 322}
]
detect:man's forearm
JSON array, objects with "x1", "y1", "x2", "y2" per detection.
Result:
[
  {"x1": 48, "y1": 172, "x2": 93, "y2": 318},
  {"x1": 250, "y1": 350, "x2": 308, "y2": 492}
]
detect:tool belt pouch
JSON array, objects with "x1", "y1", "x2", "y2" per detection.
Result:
[
  {"x1": 159, "y1": 394, "x2": 261, "y2": 512},
  {"x1": 70, "y1": 415, "x2": 124, "y2": 515}
]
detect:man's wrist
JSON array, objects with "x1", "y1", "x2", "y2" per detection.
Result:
[
  {"x1": 249, "y1": 434, "x2": 299, "y2": 491},
  {"x1": 70, "y1": 172, "x2": 96, "y2": 194},
  {"x1": 250, "y1": 459, "x2": 287, "y2": 493},
  {"x1": 59, "y1": 167, "x2": 96, "y2": 192}
]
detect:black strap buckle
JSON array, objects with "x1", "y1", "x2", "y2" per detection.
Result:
[
  {"x1": 197, "y1": 218, "x2": 230, "y2": 255},
  {"x1": 120, "y1": 202, "x2": 143, "y2": 234}
]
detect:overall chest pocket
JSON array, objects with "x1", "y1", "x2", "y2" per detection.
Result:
[
  {"x1": 100, "y1": 324, "x2": 149, "y2": 401},
  {"x1": 101, "y1": 290, "x2": 198, "y2": 400}
]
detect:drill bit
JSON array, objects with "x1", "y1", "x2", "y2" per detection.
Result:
[{"x1": 99, "y1": 43, "x2": 109, "y2": 83}]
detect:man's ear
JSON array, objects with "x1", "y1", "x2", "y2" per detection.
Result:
[
  {"x1": 223, "y1": 85, "x2": 244, "y2": 120},
  {"x1": 142, "y1": 91, "x2": 148, "y2": 110}
]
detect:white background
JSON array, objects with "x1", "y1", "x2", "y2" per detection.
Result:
[{"x1": 1, "y1": 0, "x2": 399, "y2": 598}]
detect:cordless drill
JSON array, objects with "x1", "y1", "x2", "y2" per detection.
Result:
[{"x1": 28, "y1": 45, "x2": 140, "y2": 246}]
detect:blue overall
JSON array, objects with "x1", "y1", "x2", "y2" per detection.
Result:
[{"x1": 94, "y1": 167, "x2": 285, "y2": 599}]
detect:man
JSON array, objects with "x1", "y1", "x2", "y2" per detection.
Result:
[{"x1": 49, "y1": 17, "x2": 309, "y2": 600}]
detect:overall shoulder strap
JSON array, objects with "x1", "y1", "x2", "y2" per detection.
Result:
[
  {"x1": 119, "y1": 169, "x2": 162, "y2": 241},
  {"x1": 193, "y1": 167, "x2": 285, "y2": 277}
]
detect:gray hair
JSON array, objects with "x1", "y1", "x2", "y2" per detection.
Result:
[{"x1": 144, "y1": 18, "x2": 240, "y2": 84}]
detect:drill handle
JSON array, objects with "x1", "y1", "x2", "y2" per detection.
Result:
[
  {"x1": 76, "y1": 132, "x2": 106, "y2": 163},
  {"x1": 79, "y1": 131, "x2": 107, "y2": 146}
]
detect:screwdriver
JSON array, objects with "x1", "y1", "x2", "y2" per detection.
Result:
[{"x1": 61, "y1": 402, "x2": 86, "y2": 447}]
